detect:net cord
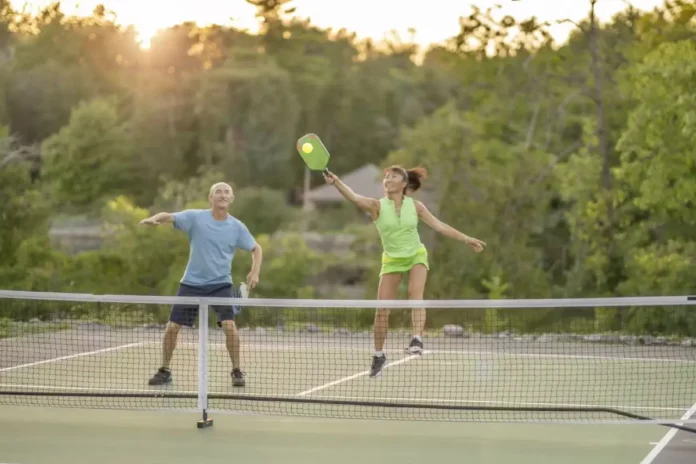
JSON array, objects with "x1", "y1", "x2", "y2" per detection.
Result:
[{"x1": 0, "y1": 290, "x2": 695, "y2": 309}]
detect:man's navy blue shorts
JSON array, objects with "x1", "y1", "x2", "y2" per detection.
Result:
[{"x1": 169, "y1": 282, "x2": 242, "y2": 327}]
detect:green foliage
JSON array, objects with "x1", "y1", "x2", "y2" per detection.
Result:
[
  {"x1": 197, "y1": 54, "x2": 300, "y2": 190},
  {"x1": 0, "y1": 317, "x2": 70, "y2": 339},
  {"x1": 615, "y1": 40, "x2": 696, "y2": 227},
  {"x1": 230, "y1": 187, "x2": 294, "y2": 235},
  {"x1": 233, "y1": 232, "x2": 330, "y2": 299},
  {"x1": 0, "y1": 1, "x2": 695, "y2": 338},
  {"x1": 41, "y1": 98, "x2": 136, "y2": 210},
  {"x1": 0, "y1": 152, "x2": 51, "y2": 286}
]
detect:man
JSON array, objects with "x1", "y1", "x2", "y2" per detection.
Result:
[{"x1": 140, "y1": 182, "x2": 262, "y2": 387}]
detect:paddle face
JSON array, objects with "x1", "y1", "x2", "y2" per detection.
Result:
[{"x1": 296, "y1": 133, "x2": 330, "y2": 172}]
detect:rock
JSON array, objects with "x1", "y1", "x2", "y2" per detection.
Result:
[
  {"x1": 79, "y1": 322, "x2": 104, "y2": 330},
  {"x1": 443, "y1": 324, "x2": 464, "y2": 338},
  {"x1": 147, "y1": 323, "x2": 164, "y2": 329},
  {"x1": 304, "y1": 323, "x2": 319, "y2": 333},
  {"x1": 639, "y1": 335, "x2": 667, "y2": 345},
  {"x1": 582, "y1": 334, "x2": 621, "y2": 343}
]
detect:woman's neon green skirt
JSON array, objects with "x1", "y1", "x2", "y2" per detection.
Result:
[{"x1": 379, "y1": 245, "x2": 430, "y2": 276}]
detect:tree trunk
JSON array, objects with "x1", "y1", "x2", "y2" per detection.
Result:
[{"x1": 588, "y1": 0, "x2": 612, "y2": 221}]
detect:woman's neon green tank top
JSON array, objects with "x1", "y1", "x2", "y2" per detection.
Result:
[{"x1": 374, "y1": 196, "x2": 423, "y2": 258}]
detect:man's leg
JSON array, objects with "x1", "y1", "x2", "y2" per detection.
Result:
[
  {"x1": 148, "y1": 321, "x2": 184, "y2": 386},
  {"x1": 161, "y1": 321, "x2": 182, "y2": 369},
  {"x1": 148, "y1": 297, "x2": 196, "y2": 386},
  {"x1": 215, "y1": 285, "x2": 245, "y2": 387},
  {"x1": 405, "y1": 264, "x2": 428, "y2": 354},
  {"x1": 221, "y1": 320, "x2": 241, "y2": 370},
  {"x1": 370, "y1": 273, "x2": 403, "y2": 377}
]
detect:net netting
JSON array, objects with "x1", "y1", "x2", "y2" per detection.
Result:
[{"x1": 1, "y1": 290, "x2": 695, "y2": 427}]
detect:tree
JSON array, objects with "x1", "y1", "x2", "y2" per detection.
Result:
[
  {"x1": 0, "y1": 138, "x2": 50, "y2": 286},
  {"x1": 41, "y1": 98, "x2": 137, "y2": 211},
  {"x1": 230, "y1": 187, "x2": 294, "y2": 235},
  {"x1": 196, "y1": 51, "x2": 300, "y2": 189},
  {"x1": 613, "y1": 39, "x2": 696, "y2": 298}
]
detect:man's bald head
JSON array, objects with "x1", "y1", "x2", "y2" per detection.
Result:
[
  {"x1": 209, "y1": 182, "x2": 232, "y2": 195},
  {"x1": 208, "y1": 182, "x2": 234, "y2": 210}
]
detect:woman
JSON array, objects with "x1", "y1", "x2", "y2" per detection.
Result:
[{"x1": 323, "y1": 165, "x2": 486, "y2": 377}]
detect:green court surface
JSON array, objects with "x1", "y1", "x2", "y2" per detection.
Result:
[
  {"x1": 1, "y1": 327, "x2": 696, "y2": 462},
  {"x1": 0, "y1": 405, "x2": 677, "y2": 464}
]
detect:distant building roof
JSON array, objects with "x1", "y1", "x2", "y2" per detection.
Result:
[{"x1": 305, "y1": 164, "x2": 383, "y2": 202}]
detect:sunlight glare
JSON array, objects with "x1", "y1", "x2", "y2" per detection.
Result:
[{"x1": 135, "y1": 25, "x2": 160, "y2": 49}]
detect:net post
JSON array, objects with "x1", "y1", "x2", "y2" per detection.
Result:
[{"x1": 196, "y1": 301, "x2": 213, "y2": 429}]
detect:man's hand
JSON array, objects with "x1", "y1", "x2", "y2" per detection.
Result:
[
  {"x1": 139, "y1": 212, "x2": 174, "y2": 226},
  {"x1": 246, "y1": 271, "x2": 259, "y2": 289},
  {"x1": 139, "y1": 217, "x2": 159, "y2": 226}
]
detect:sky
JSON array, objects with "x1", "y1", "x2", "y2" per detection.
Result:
[{"x1": 10, "y1": 0, "x2": 667, "y2": 48}]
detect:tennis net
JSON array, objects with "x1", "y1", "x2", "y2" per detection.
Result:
[{"x1": 1, "y1": 290, "x2": 696, "y2": 430}]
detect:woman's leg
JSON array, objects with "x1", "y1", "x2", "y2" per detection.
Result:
[
  {"x1": 374, "y1": 273, "x2": 403, "y2": 353},
  {"x1": 370, "y1": 272, "x2": 402, "y2": 377},
  {"x1": 406, "y1": 264, "x2": 428, "y2": 354}
]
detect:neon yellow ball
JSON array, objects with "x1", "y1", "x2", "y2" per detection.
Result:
[{"x1": 302, "y1": 143, "x2": 313, "y2": 153}]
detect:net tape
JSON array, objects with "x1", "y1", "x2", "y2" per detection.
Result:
[{"x1": 1, "y1": 289, "x2": 695, "y2": 308}]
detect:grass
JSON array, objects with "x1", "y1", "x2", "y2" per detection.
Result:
[{"x1": 0, "y1": 317, "x2": 70, "y2": 339}]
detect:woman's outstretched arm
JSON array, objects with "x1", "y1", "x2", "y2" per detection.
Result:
[
  {"x1": 324, "y1": 171, "x2": 380, "y2": 220},
  {"x1": 415, "y1": 201, "x2": 486, "y2": 252}
]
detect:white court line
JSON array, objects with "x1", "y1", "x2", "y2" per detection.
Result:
[
  {"x1": 304, "y1": 395, "x2": 688, "y2": 413},
  {"x1": 639, "y1": 402, "x2": 696, "y2": 464},
  {"x1": 0, "y1": 342, "x2": 147, "y2": 373},
  {"x1": 430, "y1": 349, "x2": 696, "y2": 364},
  {"x1": 295, "y1": 353, "x2": 423, "y2": 397},
  {"x1": 195, "y1": 343, "x2": 696, "y2": 364},
  {"x1": 0, "y1": 383, "x2": 198, "y2": 394},
  {"x1": 0, "y1": 384, "x2": 303, "y2": 399}
]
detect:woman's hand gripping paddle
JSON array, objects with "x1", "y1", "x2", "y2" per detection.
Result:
[{"x1": 296, "y1": 133, "x2": 330, "y2": 175}]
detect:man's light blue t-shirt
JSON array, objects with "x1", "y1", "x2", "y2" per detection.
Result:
[{"x1": 172, "y1": 209, "x2": 256, "y2": 286}]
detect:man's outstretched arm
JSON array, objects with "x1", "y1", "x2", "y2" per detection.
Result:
[{"x1": 140, "y1": 212, "x2": 175, "y2": 226}]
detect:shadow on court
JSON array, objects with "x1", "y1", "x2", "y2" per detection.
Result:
[{"x1": 0, "y1": 405, "x2": 674, "y2": 464}]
